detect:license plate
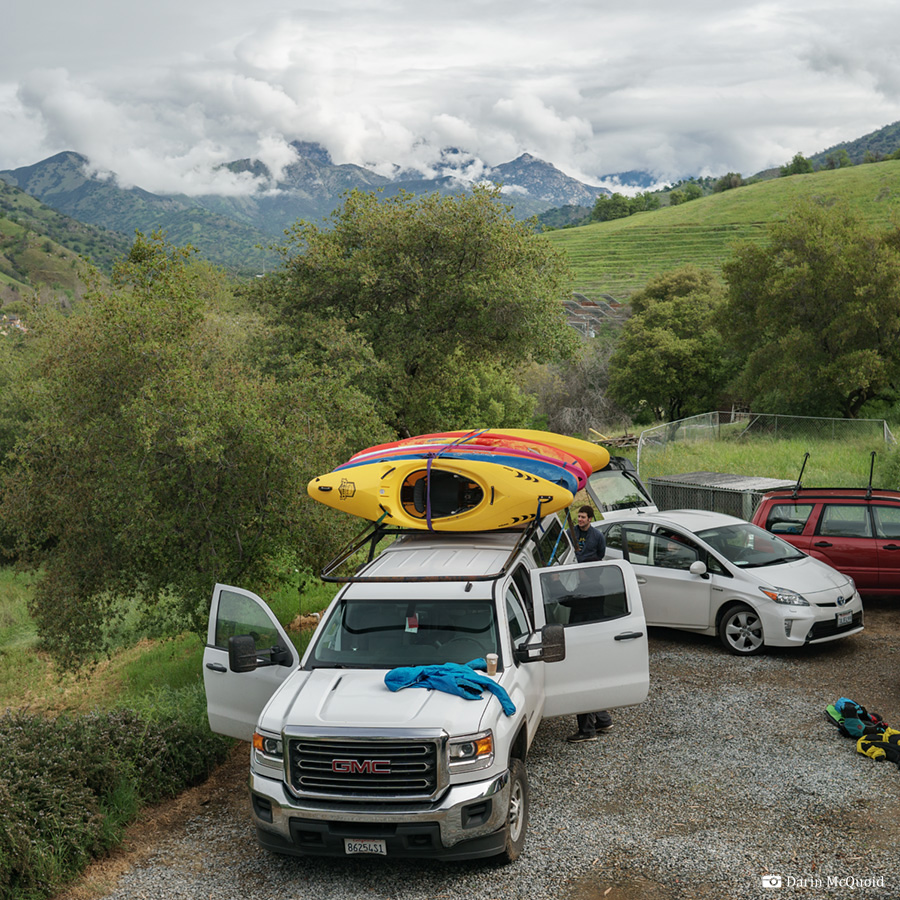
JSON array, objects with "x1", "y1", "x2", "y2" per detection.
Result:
[
  {"x1": 344, "y1": 839, "x2": 387, "y2": 856},
  {"x1": 836, "y1": 611, "x2": 853, "y2": 627}
]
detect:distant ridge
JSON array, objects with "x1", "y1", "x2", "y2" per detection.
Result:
[
  {"x1": 0, "y1": 145, "x2": 611, "y2": 271},
  {"x1": 809, "y1": 120, "x2": 900, "y2": 166}
]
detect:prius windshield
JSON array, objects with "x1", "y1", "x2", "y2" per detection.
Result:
[
  {"x1": 307, "y1": 598, "x2": 499, "y2": 669},
  {"x1": 696, "y1": 522, "x2": 806, "y2": 568}
]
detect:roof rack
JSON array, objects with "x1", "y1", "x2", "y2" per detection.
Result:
[{"x1": 319, "y1": 514, "x2": 562, "y2": 584}]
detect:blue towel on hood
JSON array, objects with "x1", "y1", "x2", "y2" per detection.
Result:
[{"x1": 384, "y1": 659, "x2": 516, "y2": 716}]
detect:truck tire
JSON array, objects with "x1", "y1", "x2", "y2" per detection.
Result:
[{"x1": 498, "y1": 758, "x2": 529, "y2": 863}]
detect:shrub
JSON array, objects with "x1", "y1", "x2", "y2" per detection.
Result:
[{"x1": 0, "y1": 683, "x2": 233, "y2": 900}]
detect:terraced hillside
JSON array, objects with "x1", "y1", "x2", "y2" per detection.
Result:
[{"x1": 545, "y1": 160, "x2": 900, "y2": 300}]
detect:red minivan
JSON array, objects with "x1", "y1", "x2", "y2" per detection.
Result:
[{"x1": 751, "y1": 488, "x2": 900, "y2": 598}]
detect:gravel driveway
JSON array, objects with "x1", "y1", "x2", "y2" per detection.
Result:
[{"x1": 60, "y1": 599, "x2": 900, "y2": 900}]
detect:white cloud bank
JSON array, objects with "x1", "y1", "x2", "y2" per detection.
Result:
[{"x1": 2, "y1": 0, "x2": 900, "y2": 195}]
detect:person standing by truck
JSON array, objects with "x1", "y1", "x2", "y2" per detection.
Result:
[
  {"x1": 566, "y1": 505, "x2": 613, "y2": 743},
  {"x1": 570, "y1": 505, "x2": 605, "y2": 562}
]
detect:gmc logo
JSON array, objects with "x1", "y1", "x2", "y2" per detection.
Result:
[{"x1": 332, "y1": 758, "x2": 391, "y2": 774}]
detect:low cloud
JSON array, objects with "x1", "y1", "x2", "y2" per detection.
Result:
[{"x1": 2, "y1": 2, "x2": 900, "y2": 193}]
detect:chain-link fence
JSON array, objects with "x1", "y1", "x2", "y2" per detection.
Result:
[{"x1": 637, "y1": 411, "x2": 896, "y2": 479}]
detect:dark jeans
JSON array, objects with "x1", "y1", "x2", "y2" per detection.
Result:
[{"x1": 577, "y1": 710, "x2": 612, "y2": 735}]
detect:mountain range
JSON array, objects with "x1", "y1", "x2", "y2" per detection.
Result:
[
  {"x1": 2, "y1": 120, "x2": 899, "y2": 286},
  {"x1": 0, "y1": 145, "x2": 612, "y2": 275}
]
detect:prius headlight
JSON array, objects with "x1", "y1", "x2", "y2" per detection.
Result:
[{"x1": 759, "y1": 586, "x2": 809, "y2": 606}]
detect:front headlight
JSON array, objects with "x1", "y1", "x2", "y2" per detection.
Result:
[
  {"x1": 252, "y1": 731, "x2": 284, "y2": 772},
  {"x1": 759, "y1": 586, "x2": 809, "y2": 606},
  {"x1": 449, "y1": 730, "x2": 494, "y2": 772}
]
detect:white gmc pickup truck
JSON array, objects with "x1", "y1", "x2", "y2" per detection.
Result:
[{"x1": 203, "y1": 513, "x2": 649, "y2": 862}]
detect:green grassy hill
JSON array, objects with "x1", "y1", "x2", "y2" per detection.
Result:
[
  {"x1": 545, "y1": 160, "x2": 900, "y2": 300},
  {"x1": 0, "y1": 179, "x2": 130, "y2": 308}
]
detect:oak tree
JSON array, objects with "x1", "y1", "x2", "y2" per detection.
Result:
[
  {"x1": 720, "y1": 200, "x2": 900, "y2": 417},
  {"x1": 607, "y1": 267, "x2": 727, "y2": 421},
  {"x1": 1, "y1": 233, "x2": 385, "y2": 666},
  {"x1": 253, "y1": 186, "x2": 576, "y2": 436}
]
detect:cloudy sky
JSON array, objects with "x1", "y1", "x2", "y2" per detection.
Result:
[{"x1": 3, "y1": 0, "x2": 900, "y2": 196}]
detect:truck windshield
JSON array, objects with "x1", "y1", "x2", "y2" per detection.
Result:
[{"x1": 306, "y1": 598, "x2": 499, "y2": 669}]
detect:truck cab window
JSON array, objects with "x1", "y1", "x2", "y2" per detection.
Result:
[
  {"x1": 511, "y1": 564, "x2": 535, "y2": 626},
  {"x1": 537, "y1": 517, "x2": 570, "y2": 565},
  {"x1": 539, "y1": 565, "x2": 629, "y2": 626},
  {"x1": 505, "y1": 586, "x2": 532, "y2": 652},
  {"x1": 214, "y1": 589, "x2": 282, "y2": 651}
]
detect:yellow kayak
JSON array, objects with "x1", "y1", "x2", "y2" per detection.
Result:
[
  {"x1": 307, "y1": 457, "x2": 575, "y2": 531},
  {"x1": 487, "y1": 429, "x2": 610, "y2": 473}
]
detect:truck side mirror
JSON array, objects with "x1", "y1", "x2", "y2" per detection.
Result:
[
  {"x1": 540, "y1": 623, "x2": 566, "y2": 663},
  {"x1": 515, "y1": 623, "x2": 566, "y2": 664},
  {"x1": 228, "y1": 634, "x2": 259, "y2": 673}
]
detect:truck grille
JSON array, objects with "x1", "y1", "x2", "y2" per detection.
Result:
[{"x1": 288, "y1": 737, "x2": 439, "y2": 800}]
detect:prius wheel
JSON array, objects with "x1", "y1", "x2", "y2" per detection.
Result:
[
  {"x1": 498, "y1": 758, "x2": 529, "y2": 863},
  {"x1": 718, "y1": 603, "x2": 765, "y2": 656}
]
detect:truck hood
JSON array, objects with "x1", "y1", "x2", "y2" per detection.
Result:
[{"x1": 259, "y1": 667, "x2": 500, "y2": 737}]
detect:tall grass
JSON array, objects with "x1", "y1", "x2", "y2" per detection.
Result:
[{"x1": 637, "y1": 434, "x2": 899, "y2": 489}]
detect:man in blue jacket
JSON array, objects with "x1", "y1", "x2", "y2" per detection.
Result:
[
  {"x1": 570, "y1": 505, "x2": 606, "y2": 562},
  {"x1": 566, "y1": 505, "x2": 613, "y2": 743}
]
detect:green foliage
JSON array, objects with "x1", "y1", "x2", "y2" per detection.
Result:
[
  {"x1": 254, "y1": 186, "x2": 576, "y2": 436},
  {"x1": 592, "y1": 193, "x2": 632, "y2": 222},
  {"x1": 780, "y1": 153, "x2": 814, "y2": 176},
  {"x1": 607, "y1": 266, "x2": 727, "y2": 421},
  {"x1": 822, "y1": 149, "x2": 853, "y2": 170},
  {"x1": 0, "y1": 232, "x2": 378, "y2": 667},
  {"x1": 714, "y1": 173, "x2": 744, "y2": 192},
  {"x1": 681, "y1": 183, "x2": 704, "y2": 201},
  {"x1": 629, "y1": 192, "x2": 662, "y2": 213},
  {"x1": 720, "y1": 200, "x2": 900, "y2": 417},
  {"x1": 0, "y1": 686, "x2": 232, "y2": 900},
  {"x1": 591, "y1": 192, "x2": 660, "y2": 222}
]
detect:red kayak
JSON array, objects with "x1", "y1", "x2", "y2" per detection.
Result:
[{"x1": 347, "y1": 430, "x2": 603, "y2": 487}]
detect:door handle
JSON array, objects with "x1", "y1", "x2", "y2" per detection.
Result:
[
  {"x1": 814, "y1": 541, "x2": 832, "y2": 547},
  {"x1": 882, "y1": 544, "x2": 900, "y2": 551},
  {"x1": 614, "y1": 631, "x2": 644, "y2": 641},
  {"x1": 636, "y1": 576, "x2": 647, "y2": 584},
  {"x1": 206, "y1": 662, "x2": 227, "y2": 673}
]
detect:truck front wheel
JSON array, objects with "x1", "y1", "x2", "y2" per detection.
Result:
[{"x1": 498, "y1": 758, "x2": 529, "y2": 863}]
